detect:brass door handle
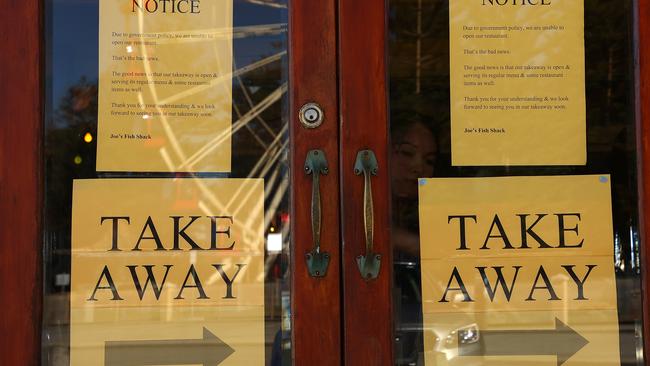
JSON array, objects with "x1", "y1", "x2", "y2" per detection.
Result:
[
  {"x1": 304, "y1": 150, "x2": 330, "y2": 277},
  {"x1": 354, "y1": 149, "x2": 381, "y2": 280}
]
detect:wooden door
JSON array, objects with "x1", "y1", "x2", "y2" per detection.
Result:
[
  {"x1": 337, "y1": 0, "x2": 650, "y2": 365},
  {"x1": 0, "y1": 0, "x2": 344, "y2": 365}
]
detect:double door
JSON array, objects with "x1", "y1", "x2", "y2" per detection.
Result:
[
  {"x1": 1, "y1": 0, "x2": 650, "y2": 365},
  {"x1": 292, "y1": 0, "x2": 392, "y2": 363}
]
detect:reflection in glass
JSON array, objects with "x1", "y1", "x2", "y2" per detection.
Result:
[
  {"x1": 42, "y1": 1, "x2": 289, "y2": 365},
  {"x1": 389, "y1": 1, "x2": 644, "y2": 365}
]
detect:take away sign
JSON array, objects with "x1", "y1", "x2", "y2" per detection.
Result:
[
  {"x1": 418, "y1": 175, "x2": 620, "y2": 366},
  {"x1": 70, "y1": 178, "x2": 264, "y2": 365}
]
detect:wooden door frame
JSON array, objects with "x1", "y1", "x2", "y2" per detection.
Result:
[
  {"x1": 0, "y1": 0, "x2": 43, "y2": 363},
  {"x1": 338, "y1": 0, "x2": 394, "y2": 365},
  {"x1": 637, "y1": 0, "x2": 650, "y2": 360},
  {"x1": 4, "y1": 0, "x2": 650, "y2": 365},
  {"x1": 290, "y1": 0, "x2": 342, "y2": 364}
]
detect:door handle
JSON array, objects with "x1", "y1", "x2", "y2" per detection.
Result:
[
  {"x1": 354, "y1": 149, "x2": 381, "y2": 280},
  {"x1": 304, "y1": 150, "x2": 330, "y2": 277}
]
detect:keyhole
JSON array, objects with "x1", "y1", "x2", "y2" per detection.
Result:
[
  {"x1": 305, "y1": 108, "x2": 319, "y2": 121},
  {"x1": 307, "y1": 109, "x2": 318, "y2": 122}
]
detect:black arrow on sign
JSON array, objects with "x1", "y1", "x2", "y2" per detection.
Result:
[
  {"x1": 458, "y1": 318, "x2": 589, "y2": 366},
  {"x1": 104, "y1": 327, "x2": 234, "y2": 366}
]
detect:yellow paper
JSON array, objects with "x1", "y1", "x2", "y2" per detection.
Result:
[
  {"x1": 419, "y1": 175, "x2": 620, "y2": 365},
  {"x1": 97, "y1": 0, "x2": 232, "y2": 172},
  {"x1": 70, "y1": 178, "x2": 264, "y2": 365},
  {"x1": 450, "y1": 0, "x2": 586, "y2": 166}
]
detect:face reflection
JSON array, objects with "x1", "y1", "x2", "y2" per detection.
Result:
[{"x1": 391, "y1": 122, "x2": 437, "y2": 199}]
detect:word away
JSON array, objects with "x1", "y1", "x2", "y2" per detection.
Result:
[
  {"x1": 88, "y1": 263, "x2": 245, "y2": 301},
  {"x1": 439, "y1": 213, "x2": 598, "y2": 303},
  {"x1": 439, "y1": 264, "x2": 595, "y2": 303},
  {"x1": 86, "y1": 215, "x2": 246, "y2": 302}
]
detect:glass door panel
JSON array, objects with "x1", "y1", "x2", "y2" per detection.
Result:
[
  {"x1": 42, "y1": 1, "x2": 291, "y2": 365},
  {"x1": 389, "y1": 1, "x2": 645, "y2": 365}
]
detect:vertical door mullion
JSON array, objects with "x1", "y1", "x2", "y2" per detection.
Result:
[
  {"x1": 290, "y1": 0, "x2": 342, "y2": 364},
  {"x1": 338, "y1": 0, "x2": 394, "y2": 364},
  {"x1": 0, "y1": 0, "x2": 43, "y2": 362},
  {"x1": 636, "y1": 0, "x2": 650, "y2": 362}
]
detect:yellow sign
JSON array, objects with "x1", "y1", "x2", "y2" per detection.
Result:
[
  {"x1": 70, "y1": 178, "x2": 264, "y2": 365},
  {"x1": 450, "y1": 0, "x2": 586, "y2": 166},
  {"x1": 419, "y1": 175, "x2": 620, "y2": 365},
  {"x1": 97, "y1": 0, "x2": 232, "y2": 172}
]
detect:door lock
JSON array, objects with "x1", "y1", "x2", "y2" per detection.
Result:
[{"x1": 299, "y1": 103, "x2": 324, "y2": 129}]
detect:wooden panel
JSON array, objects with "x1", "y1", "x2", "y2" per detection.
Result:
[
  {"x1": 0, "y1": 0, "x2": 43, "y2": 364},
  {"x1": 338, "y1": 0, "x2": 394, "y2": 364},
  {"x1": 637, "y1": 0, "x2": 650, "y2": 362},
  {"x1": 289, "y1": 0, "x2": 342, "y2": 364}
]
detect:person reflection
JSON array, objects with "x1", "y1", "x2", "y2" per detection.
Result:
[
  {"x1": 391, "y1": 118, "x2": 437, "y2": 365},
  {"x1": 391, "y1": 119, "x2": 437, "y2": 258}
]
